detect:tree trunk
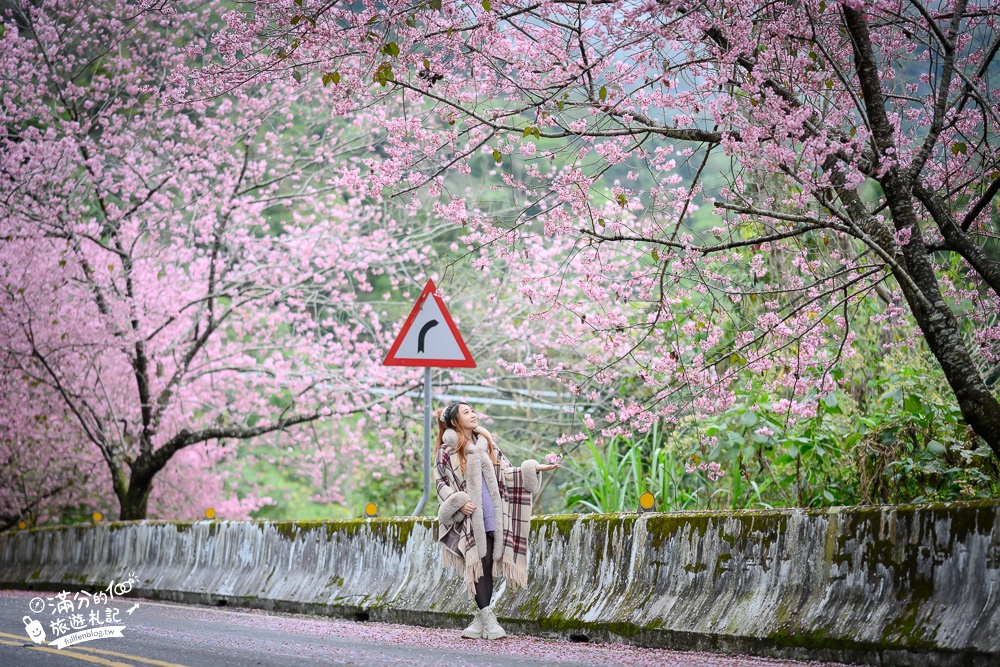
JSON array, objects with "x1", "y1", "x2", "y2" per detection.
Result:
[
  {"x1": 118, "y1": 481, "x2": 152, "y2": 521},
  {"x1": 117, "y1": 463, "x2": 155, "y2": 521},
  {"x1": 883, "y1": 176, "x2": 1000, "y2": 457},
  {"x1": 842, "y1": 5, "x2": 1000, "y2": 459},
  {"x1": 895, "y1": 261, "x2": 1000, "y2": 458}
]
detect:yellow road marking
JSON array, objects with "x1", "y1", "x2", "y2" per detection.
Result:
[
  {"x1": 0, "y1": 630, "x2": 191, "y2": 667},
  {"x1": 0, "y1": 636, "x2": 136, "y2": 666},
  {"x1": 67, "y1": 645, "x2": 191, "y2": 667}
]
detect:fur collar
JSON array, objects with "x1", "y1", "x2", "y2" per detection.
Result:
[
  {"x1": 441, "y1": 426, "x2": 504, "y2": 566},
  {"x1": 442, "y1": 427, "x2": 493, "y2": 453}
]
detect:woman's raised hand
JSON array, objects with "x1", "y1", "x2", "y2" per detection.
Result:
[
  {"x1": 536, "y1": 463, "x2": 560, "y2": 472},
  {"x1": 460, "y1": 501, "x2": 476, "y2": 516}
]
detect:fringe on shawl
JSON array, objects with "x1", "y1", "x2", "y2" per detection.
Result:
[
  {"x1": 464, "y1": 548, "x2": 484, "y2": 598},
  {"x1": 440, "y1": 548, "x2": 465, "y2": 574},
  {"x1": 502, "y1": 556, "x2": 528, "y2": 590},
  {"x1": 441, "y1": 545, "x2": 486, "y2": 599},
  {"x1": 441, "y1": 544, "x2": 526, "y2": 597}
]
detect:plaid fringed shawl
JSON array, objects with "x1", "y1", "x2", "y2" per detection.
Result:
[{"x1": 435, "y1": 427, "x2": 540, "y2": 598}]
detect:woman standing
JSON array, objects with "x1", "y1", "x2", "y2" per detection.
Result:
[{"x1": 433, "y1": 401, "x2": 559, "y2": 639}]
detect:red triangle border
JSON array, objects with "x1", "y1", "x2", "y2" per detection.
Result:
[{"x1": 382, "y1": 280, "x2": 477, "y2": 368}]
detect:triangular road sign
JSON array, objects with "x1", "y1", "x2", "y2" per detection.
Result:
[{"x1": 382, "y1": 280, "x2": 476, "y2": 368}]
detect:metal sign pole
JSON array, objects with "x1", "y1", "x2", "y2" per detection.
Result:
[{"x1": 412, "y1": 367, "x2": 432, "y2": 516}]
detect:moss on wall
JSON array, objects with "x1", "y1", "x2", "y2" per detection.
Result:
[{"x1": 2, "y1": 501, "x2": 998, "y2": 667}]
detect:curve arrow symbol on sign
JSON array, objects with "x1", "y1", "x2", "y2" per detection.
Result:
[{"x1": 417, "y1": 319, "x2": 439, "y2": 353}]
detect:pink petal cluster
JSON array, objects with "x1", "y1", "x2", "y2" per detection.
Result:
[{"x1": 685, "y1": 461, "x2": 726, "y2": 482}]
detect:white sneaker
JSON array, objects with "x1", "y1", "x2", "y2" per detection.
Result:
[
  {"x1": 461, "y1": 609, "x2": 485, "y2": 639},
  {"x1": 480, "y1": 605, "x2": 507, "y2": 640}
]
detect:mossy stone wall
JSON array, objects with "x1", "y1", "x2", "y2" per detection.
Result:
[{"x1": 1, "y1": 502, "x2": 997, "y2": 666}]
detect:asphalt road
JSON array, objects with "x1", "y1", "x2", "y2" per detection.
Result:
[{"x1": 0, "y1": 590, "x2": 856, "y2": 667}]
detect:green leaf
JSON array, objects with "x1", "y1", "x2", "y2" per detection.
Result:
[
  {"x1": 375, "y1": 62, "x2": 394, "y2": 86},
  {"x1": 904, "y1": 394, "x2": 923, "y2": 415},
  {"x1": 481, "y1": 0, "x2": 491, "y2": 10},
  {"x1": 616, "y1": 193, "x2": 627, "y2": 207},
  {"x1": 741, "y1": 410, "x2": 757, "y2": 427},
  {"x1": 423, "y1": 58, "x2": 431, "y2": 70},
  {"x1": 332, "y1": 71, "x2": 341, "y2": 84},
  {"x1": 322, "y1": 71, "x2": 341, "y2": 86},
  {"x1": 597, "y1": 218, "x2": 605, "y2": 226},
  {"x1": 787, "y1": 444, "x2": 799, "y2": 458},
  {"x1": 292, "y1": 70, "x2": 302, "y2": 82},
  {"x1": 429, "y1": 0, "x2": 442, "y2": 8},
  {"x1": 557, "y1": 100, "x2": 564, "y2": 111},
  {"x1": 294, "y1": 0, "x2": 302, "y2": 5},
  {"x1": 651, "y1": 249, "x2": 659, "y2": 262},
  {"x1": 291, "y1": 15, "x2": 302, "y2": 25},
  {"x1": 823, "y1": 393, "x2": 838, "y2": 408},
  {"x1": 492, "y1": 149, "x2": 502, "y2": 163},
  {"x1": 523, "y1": 126, "x2": 535, "y2": 137},
  {"x1": 823, "y1": 490, "x2": 835, "y2": 503},
  {"x1": 599, "y1": 86, "x2": 607, "y2": 101},
  {"x1": 819, "y1": 0, "x2": 827, "y2": 11},
  {"x1": 951, "y1": 142, "x2": 967, "y2": 156},
  {"x1": 383, "y1": 42, "x2": 400, "y2": 58},
  {"x1": 927, "y1": 440, "x2": 947, "y2": 455}
]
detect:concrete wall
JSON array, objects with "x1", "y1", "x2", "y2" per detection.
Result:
[{"x1": 1, "y1": 502, "x2": 998, "y2": 666}]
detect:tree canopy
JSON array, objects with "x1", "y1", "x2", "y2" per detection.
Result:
[{"x1": 214, "y1": 0, "x2": 1000, "y2": 456}]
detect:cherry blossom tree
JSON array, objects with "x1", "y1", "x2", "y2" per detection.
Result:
[
  {"x1": 0, "y1": 367, "x2": 105, "y2": 530},
  {"x1": 213, "y1": 0, "x2": 1000, "y2": 458},
  {"x1": 0, "y1": 0, "x2": 445, "y2": 520}
]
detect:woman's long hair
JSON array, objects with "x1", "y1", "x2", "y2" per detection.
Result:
[{"x1": 434, "y1": 401, "x2": 496, "y2": 473}]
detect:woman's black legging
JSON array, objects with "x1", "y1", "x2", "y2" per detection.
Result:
[{"x1": 474, "y1": 531, "x2": 495, "y2": 610}]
